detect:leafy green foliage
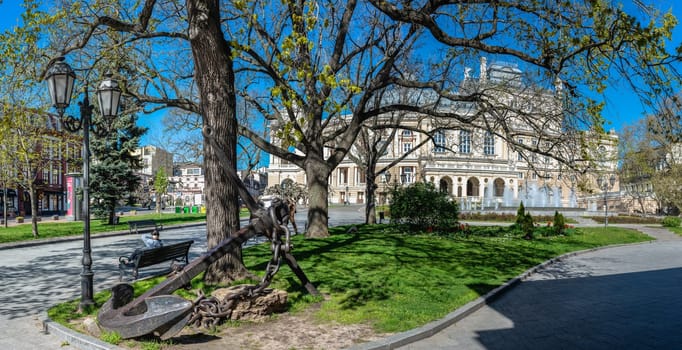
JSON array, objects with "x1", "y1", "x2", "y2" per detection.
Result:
[
  {"x1": 553, "y1": 211, "x2": 566, "y2": 236},
  {"x1": 512, "y1": 202, "x2": 535, "y2": 239},
  {"x1": 515, "y1": 201, "x2": 526, "y2": 226},
  {"x1": 662, "y1": 216, "x2": 681, "y2": 227},
  {"x1": 153, "y1": 167, "x2": 169, "y2": 213},
  {"x1": 590, "y1": 215, "x2": 661, "y2": 224},
  {"x1": 389, "y1": 182, "x2": 458, "y2": 232}
]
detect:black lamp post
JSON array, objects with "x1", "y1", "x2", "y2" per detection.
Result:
[
  {"x1": 46, "y1": 57, "x2": 121, "y2": 310},
  {"x1": 597, "y1": 174, "x2": 616, "y2": 227}
]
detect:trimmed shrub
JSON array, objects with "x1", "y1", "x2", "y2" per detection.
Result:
[
  {"x1": 553, "y1": 211, "x2": 566, "y2": 236},
  {"x1": 389, "y1": 182, "x2": 458, "y2": 233},
  {"x1": 521, "y1": 213, "x2": 534, "y2": 240},
  {"x1": 515, "y1": 201, "x2": 526, "y2": 226},
  {"x1": 662, "y1": 216, "x2": 681, "y2": 228}
]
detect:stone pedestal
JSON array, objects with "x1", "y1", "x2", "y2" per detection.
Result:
[{"x1": 212, "y1": 285, "x2": 288, "y2": 321}]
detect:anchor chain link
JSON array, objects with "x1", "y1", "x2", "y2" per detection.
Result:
[{"x1": 188, "y1": 199, "x2": 293, "y2": 328}]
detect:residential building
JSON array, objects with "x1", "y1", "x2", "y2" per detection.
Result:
[
  {"x1": 0, "y1": 113, "x2": 81, "y2": 217},
  {"x1": 131, "y1": 145, "x2": 174, "y2": 207},
  {"x1": 170, "y1": 163, "x2": 205, "y2": 206},
  {"x1": 238, "y1": 168, "x2": 268, "y2": 199},
  {"x1": 132, "y1": 145, "x2": 173, "y2": 176}
]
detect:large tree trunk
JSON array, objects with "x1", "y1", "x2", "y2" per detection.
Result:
[
  {"x1": 3, "y1": 188, "x2": 7, "y2": 228},
  {"x1": 29, "y1": 188, "x2": 39, "y2": 238},
  {"x1": 108, "y1": 201, "x2": 117, "y2": 225},
  {"x1": 188, "y1": 0, "x2": 252, "y2": 284},
  {"x1": 365, "y1": 176, "x2": 377, "y2": 224},
  {"x1": 305, "y1": 160, "x2": 330, "y2": 238},
  {"x1": 364, "y1": 159, "x2": 378, "y2": 224}
]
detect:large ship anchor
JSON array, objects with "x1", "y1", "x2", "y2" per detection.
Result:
[{"x1": 98, "y1": 127, "x2": 319, "y2": 339}]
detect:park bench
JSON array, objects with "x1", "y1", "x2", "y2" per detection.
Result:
[
  {"x1": 118, "y1": 240, "x2": 194, "y2": 281},
  {"x1": 128, "y1": 219, "x2": 163, "y2": 234}
]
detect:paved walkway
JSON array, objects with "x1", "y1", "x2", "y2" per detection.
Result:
[{"x1": 395, "y1": 225, "x2": 682, "y2": 349}]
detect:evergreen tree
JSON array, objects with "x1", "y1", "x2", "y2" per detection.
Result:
[{"x1": 90, "y1": 113, "x2": 147, "y2": 224}]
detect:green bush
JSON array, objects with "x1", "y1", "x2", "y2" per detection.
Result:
[
  {"x1": 591, "y1": 215, "x2": 661, "y2": 224},
  {"x1": 662, "y1": 216, "x2": 681, "y2": 227},
  {"x1": 511, "y1": 202, "x2": 534, "y2": 239},
  {"x1": 553, "y1": 211, "x2": 566, "y2": 236},
  {"x1": 515, "y1": 201, "x2": 526, "y2": 226},
  {"x1": 521, "y1": 213, "x2": 535, "y2": 239},
  {"x1": 389, "y1": 182, "x2": 458, "y2": 233}
]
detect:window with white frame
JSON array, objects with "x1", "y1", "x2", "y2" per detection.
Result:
[
  {"x1": 459, "y1": 130, "x2": 471, "y2": 154},
  {"x1": 400, "y1": 167, "x2": 414, "y2": 184},
  {"x1": 484, "y1": 131, "x2": 495, "y2": 155},
  {"x1": 433, "y1": 131, "x2": 446, "y2": 153},
  {"x1": 339, "y1": 167, "x2": 349, "y2": 185},
  {"x1": 52, "y1": 166, "x2": 60, "y2": 185},
  {"x1": 402, "y1": 142, "x2": 413, "y2": 153},
  {"x1": 518, "y1": 138, "x2": 524, "y2": 160},
  {"x1": 357, "y1": 168, "x2": 366, "y2": 184}
]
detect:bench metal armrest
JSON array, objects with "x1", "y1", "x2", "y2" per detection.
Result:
[{"x1": 119, "y1": 255, "x2": 132, "y2": 265}]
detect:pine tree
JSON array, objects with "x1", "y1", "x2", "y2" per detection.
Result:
[{"x1": 90, "y1": 113, "x2": 147, "y2": 224}]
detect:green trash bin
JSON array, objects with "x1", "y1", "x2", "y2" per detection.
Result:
[
  {"x1": 192, "y1": 206, "x2": 199, "y2": 213},
  {"x1": 175, "y1": 206, "x2": 181, "y2": 214},
  {"x1": 183, "y1": 207, "x2": 189, "y2": 213}
]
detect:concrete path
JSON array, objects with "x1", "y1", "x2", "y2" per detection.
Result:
[{"x1": 397, "y1": 225, "x2": 682, "y2": 350}]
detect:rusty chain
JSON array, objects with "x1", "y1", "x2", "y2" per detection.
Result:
[{"x1": 188, "y1": 200, "x2": 293, "y2": 328}]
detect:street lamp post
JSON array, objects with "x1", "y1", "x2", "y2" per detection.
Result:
[
  {"x1": 46, "y1": 57, "x2": 121, "y2": 310},
  {"x1": 597, "y1": 174, "x2": 616, "y2": 228}
]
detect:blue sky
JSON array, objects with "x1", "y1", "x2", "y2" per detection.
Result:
[{"x1": 1, "y1": 0, "x2": 680, "y2": 140}]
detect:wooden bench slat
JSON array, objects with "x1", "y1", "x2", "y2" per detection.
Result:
[{"x1": 119, "y1": 240, "x2": 193, "y2": 280}]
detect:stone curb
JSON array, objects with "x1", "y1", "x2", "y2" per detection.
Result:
[
  {"x1": 344, "y1": 239, "x2": 655, "y2": 350},
  {"x1": 0, "y1": 222, "x2": 207, "y2": 251},
  {"x1": 43, "y1": 317, "x2": 125, "y2": 350}
]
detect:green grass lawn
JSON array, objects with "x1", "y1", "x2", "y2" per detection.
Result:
[
  {"x1": 48, "y1": 223, "x2": 651, "y2": 341},
  {"x1": 668, "y1": 226, "x2": 682, "y2": 236},
  {"x1": 0, "y1": 208, "x2": 248, "y2": 244}
]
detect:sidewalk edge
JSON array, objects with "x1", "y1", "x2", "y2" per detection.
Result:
[
  {"x1": 0, "y1": 222, "x2": 206, "y2": 251},
  {"x1": 43, "y1": 317, "x2": 125, "y2": 350}
]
